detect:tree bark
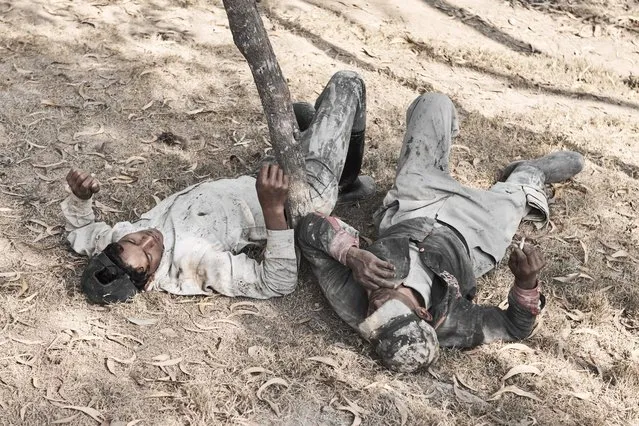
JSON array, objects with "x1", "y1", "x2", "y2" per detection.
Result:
[{"x1": 222, "y1": 0, "x2": 313, "y2": 224}]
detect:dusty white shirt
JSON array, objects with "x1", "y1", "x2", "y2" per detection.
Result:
[{"x1": 61, "y1": 176, "x2": 297, "y2": 299}]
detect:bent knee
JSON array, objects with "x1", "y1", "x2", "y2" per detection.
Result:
[
  {"x1": 330, "y1": 70, "x2": 364, "y2": 90},
  {"x1": 406, "y1": 92, "x2": 454, "y2": 122},
  {"x1": 415, "y1": 93, "x2": 453, "y2": 109}
]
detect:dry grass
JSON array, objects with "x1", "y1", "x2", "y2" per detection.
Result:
[{"x1": 0, "y1": 0, "x2": 638, "y2": 425}]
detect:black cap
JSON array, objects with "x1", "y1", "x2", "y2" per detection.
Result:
[{"x1": 80, "y1": 252, "x2": 139, "y2": 304}]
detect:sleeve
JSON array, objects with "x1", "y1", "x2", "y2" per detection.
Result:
[
  {"x1": 295, "y1": 213, "x2": 360, "y2": 265},
  {"x1": 60, "y1": 195, "x2": 115, "y2": 256},
  {"x1": 198, "y1": 229, "x2": 298, "y2": 299},
  {"x1": 435, "y1": 283, "x2": 544, "y2": 348}
]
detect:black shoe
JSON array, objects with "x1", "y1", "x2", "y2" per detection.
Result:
[
  {"x1": 499, "y1": 151, "x2": 585, "y2": 184},
  {"x1": 293, "y1": 102, "x2": 316, "y2": 132},
  {"x1": 338, "y1": 175, "x2": 376, "y2": 203}
]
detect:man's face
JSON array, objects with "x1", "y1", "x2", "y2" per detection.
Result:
[{"x1": 117, "y1": 229, "x2": 164, "y2": 280}]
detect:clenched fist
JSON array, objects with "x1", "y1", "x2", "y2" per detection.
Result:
[
  {"x1": 509, "y1": 244, "x2": 546, "y2": 290},
  {"x1": 66, "y1": 168, "x2": 100, "y2": 200},
  {"x1": 256, "y1": 163, "x2": 289, "y2": 230}
]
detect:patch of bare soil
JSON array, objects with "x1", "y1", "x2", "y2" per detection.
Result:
[{"x1": 0, "y1": 0, "x2": 637, "y2": 425}]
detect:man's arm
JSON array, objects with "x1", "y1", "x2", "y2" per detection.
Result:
[
  {"x1": 192, "y1": 164, "x2": 297, "y2": 298},
  {"x1": 188, "y1": 232, "x2": 298, "y2": 298},
  {"x1": 435, "y1": 244, "x2": 545, "y2": 348},
  {"x1": 61, "y1": 169, "x2": 114, "y2": 256}
]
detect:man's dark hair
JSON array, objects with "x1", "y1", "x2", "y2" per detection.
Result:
[{"x1": 102, "y1": 242, "x2": 151, "y2": 288}]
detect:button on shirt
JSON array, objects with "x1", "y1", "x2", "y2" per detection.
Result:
[{"x1": 61, "y1": 176, "x2": 297, "y2": 299}]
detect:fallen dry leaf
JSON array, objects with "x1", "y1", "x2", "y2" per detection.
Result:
[
  {"x1": 179, "y1": 363, "x2": 193, "y2": 377},
  {"x1": 147, "y1": 357, "x2": 183, "y2": 367},
  {"x1": 488, "y1": 385, "x2": 541, "y2": 402},
  {"x1": 257, "y1": 378, "x2": 289, "y2": 400},
  {"x1": 106, "y1": 358, "x2": 117, "y2": 375},
  {"x1": 127, "y1": 317, "x2": 158, "y2": 326},
  {"x1": 111, "y1": 354, "x2": 137, "y2": 364},
  {"x1": 230, "y1": 301, "x2": 259, "y2": 312},
  {"x1": 455, "y1": 374, "x2": 478, "y2": 392},
  {"x1": 243, "y1": 366, "x2": 274, "y2": 375},
  {"x1": 394, "y1": 398, "x2": 409, "y2": 426},
  {"x1": 453, "y1": 375, "x2": 480, "y2": 404},
  {"x1": 106, "y1": 333, "x2": 143, "y2": 346},
  {"x1": 144, "y1": 392, "x2": 177, "y2": 398},
  {"x1": 500, "y1": 343, "x2": 535, "y2": 354},
  {"x1": 152, "y1": 354, "x2": 170, "y2": 362},
  {"x1": 611, "y1": 250, "x2": 629, "y2": 258},
  {"x1": 95, "y1": 201, "x2": 124, "y2": 214},
  {"x1": 20, "y1": 404, "x2": 28, "y2": 420},
  {"x1": 9, "y1": 335, "x2": 43, "y2": 345},
  {"x1": 193, "y1": 319, "x2": 241, "y2": 330},
  {"x1": 49, "y1": 403, "x2": 103, "y2": 423},
  {"x1": 186, "y1": 107, "x2": 205, "y2": 115},
  {"x1": 226, "y1": 309, "x2": 262, "y2": 319},
  {"x1": 502, "y1": 365, "x2": 541, "y2": 382},
  {"x1": 553, "y1": 273, "x2": 580, "y2": 283},
  {"x1": 73, "y1": 125, "x2": 104, "y2": 140}
]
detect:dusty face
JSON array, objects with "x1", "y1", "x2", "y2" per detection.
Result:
[{"x1": 117, "y1": 229, "x2": 165, "y2": 281}]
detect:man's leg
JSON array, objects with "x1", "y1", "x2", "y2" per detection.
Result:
[
  {"x1": 299, "y1": 71, "x2": 369, "y2": 215},
  {"x1": 374, "y1": 93, "x2": 462, "y2": 231},
  {"x1": 374, "y1": 93, "x2": 553, "y2": 278}
]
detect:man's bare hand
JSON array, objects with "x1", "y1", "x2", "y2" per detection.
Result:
[
  {"x1": 346, "y1": 247, "x2": 397, "y2": 291},
  {"x1": 66, "y1": 168, "x2": 100, "y2": 200},
  {"x1": 509, "y1": 243, "x2": 546, "y2": 289},
  {"x1": 256, "y1": 163, "x2": 289, "y2": 230}
]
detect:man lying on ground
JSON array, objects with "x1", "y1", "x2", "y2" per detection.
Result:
[
  {"x1": 62, "y1": 71, "x2": 373, "y2": 304},
  {"x1": 296, "y1": 89, "x2": 584, "y2": 372}
]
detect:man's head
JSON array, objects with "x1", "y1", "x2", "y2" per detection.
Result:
[
  {"x1": 359, "y1": 298, "x2": 438, "y2": 373},
  {"x1": 81, "y1": 229, "x2": 164, "y2": 304}
]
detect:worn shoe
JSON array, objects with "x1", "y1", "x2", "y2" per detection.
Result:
[
  {"x1": 338, "y1": 175, "x2": 376, "y2": 203},
  {"x1": 499, "y1": 151, "x2": 585, "y2": 184},
  {"x1": 293, "y1": 102, "x2": 316, "y2": 132}
]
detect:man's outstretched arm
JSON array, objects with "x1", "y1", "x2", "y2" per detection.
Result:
[
  {"x1": 435, "y1": 244, "x2": 545, "y2": 348},
  {"x1": 61, "y1": 169, "x2": 114, "y2": 256}
]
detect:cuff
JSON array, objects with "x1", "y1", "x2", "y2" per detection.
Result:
[
  {"x1": 325, "y1": 216, "x2": 359, "y2": 265},
  {"x1": 265, "y1": 229, "x2": 296, "y2": 259},
  {"x1": 64, "y1": 193, "x2": 93, "y2": 208},
  {"x1": 61, "y1": 195, "x2": 95, "y2": 228},
  {"x1": 511, "y1": 280, "x2": 543, "y2": 315}
]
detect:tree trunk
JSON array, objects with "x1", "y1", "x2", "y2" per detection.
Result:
[{"x1": 222, "y1": 0, "x2": 313, "y2": 224}]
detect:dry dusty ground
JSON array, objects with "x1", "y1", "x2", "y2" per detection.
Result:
[{"x1": 0, "y1": 0, "x2": 638, "y2": 425}]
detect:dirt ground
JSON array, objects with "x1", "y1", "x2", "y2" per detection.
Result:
[{"x1": 0, "y1": 0, "x2": 638, "y2": 424}]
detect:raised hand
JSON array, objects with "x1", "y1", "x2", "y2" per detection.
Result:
[
  {"x1": 66, "y1": 168, "x2": 100, "y2": 200},
  {"x1": 256, "y1": 163, "x2": 289, "y2": 230},
  {"x1": 508, "y1": 243, "x2": 546, "y2": 289}
]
